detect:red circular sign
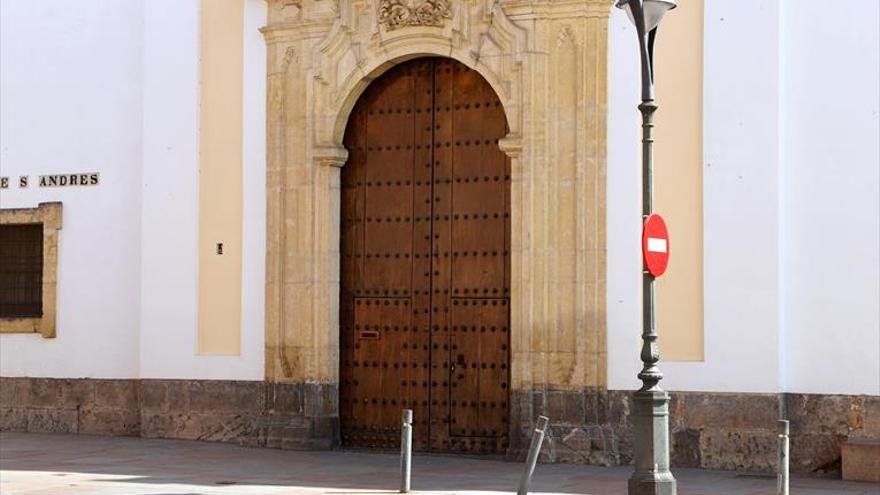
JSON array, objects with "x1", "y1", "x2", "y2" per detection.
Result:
[{"x1": 642, "y1": 214, "x2": 670, "y2": 277}]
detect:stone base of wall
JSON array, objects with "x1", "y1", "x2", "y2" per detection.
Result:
[
  {"x1": 0, "y1": 378, "x2": 338, "y2": 450},
  {"x1": 509, "y1": 388, "x2": 879, "y2": 477},
  {"x1": 2, "y1": 377, "x2": 877, "y2": 477}
]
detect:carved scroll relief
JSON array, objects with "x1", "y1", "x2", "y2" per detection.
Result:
[{"x1": 378, "y1": 0, "x2": 452, "y2": 30}]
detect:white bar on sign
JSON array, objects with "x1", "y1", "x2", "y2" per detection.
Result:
[{"x1": 647, "y1": 237, "x2": 667, "y2": 253}]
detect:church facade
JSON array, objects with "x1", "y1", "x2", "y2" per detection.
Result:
[{"x1": 1, "y1": 0, "x2": 878, "y2": 477}]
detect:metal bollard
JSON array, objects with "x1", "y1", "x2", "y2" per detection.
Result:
[
  {"x1": 400, "y1": 409, "x2": 413, "y2": 493},
  {"x1": 517, "y1": 415, "x2": 550, "y2": 495},
  {"x1": 777, "y1": 420, "x2": 789, "y2": 495}
]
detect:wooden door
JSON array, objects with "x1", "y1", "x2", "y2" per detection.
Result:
[{"x1": 340, "y1": 57, "x2": 510, "y2": 455}]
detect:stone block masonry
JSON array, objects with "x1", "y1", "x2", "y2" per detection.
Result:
[
  {"x1": 0, "y1": 378, "x2": 337, "y2": 450},
  {"x1": 2, "y1": 377, "x2": 877, "y2": 477},
  {"x1": 841, "y1": 439, "x2": 880, "y2": 482},
  {"x1": 510, "y1": 389, "x2": 880, "y2": 477}
]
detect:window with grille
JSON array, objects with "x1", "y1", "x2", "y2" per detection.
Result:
[{"x1": 0, "y1": 224, "x2": 44, "y2": 318}]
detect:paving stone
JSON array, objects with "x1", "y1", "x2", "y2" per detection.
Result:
[{"x1": 1, "y1": 432, "x2": 877, "y2": 495}]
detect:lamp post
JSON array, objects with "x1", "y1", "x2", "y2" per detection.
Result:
[{"x1": 614, "y1": 1, "x2": 677, "y2": 494}]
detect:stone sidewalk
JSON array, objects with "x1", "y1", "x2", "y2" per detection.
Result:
[{"x1": 0, "y1": 433, "x2": 877, "y2": 495}]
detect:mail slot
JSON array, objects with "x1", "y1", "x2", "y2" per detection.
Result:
[{"x1": 359, "y1": 330, "x2": 380, "y2": 340}]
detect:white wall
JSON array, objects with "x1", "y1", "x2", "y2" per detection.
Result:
[
  {"x1": 0, "y1": 0, "x2": 144, "y2": 378},
  {"x1": 138, "y1": 0, "x2": 200, "y2": 379},
  {"x1": 138, "y1": 0, "x2": 266, "y2": 380},
  {"x1": 606, "y1": 8, "x2": 644, "y2": 392},
  {"x1": 609, "y1": 2, "x2": 785, "y2": 393},
  {"x1": 677, "y1": 0, "x2": 783, "y2": 394},
  {"x1": 780, "y1": 0, "x2": 880, "y2": 395},
  {"x1": 607, "y1": 0, "x2": 879, "y2": 396},
  {"x1": 2, "y1": 1, "x2": 875, "y2": 393},
  {"x1": 240, "y1": 0, "x2": 269, "y2": 381},
  {"x1": 1, "y1": 0, "x2": 267, "y2": 381}
]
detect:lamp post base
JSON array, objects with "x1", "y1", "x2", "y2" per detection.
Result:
[
  {"x1": 628, "y1": 473, "x2": 677, "y2": 495},
  {"x1": 627, "y1": 390, "x2": 677, "y2": 495}
]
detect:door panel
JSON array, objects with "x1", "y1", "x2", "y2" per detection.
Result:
[
  {"x1": 340, "y1": 57, "x2": 509, "y2": 454},
  {"x1": 449, "y1": 298, "x2": 509, "y2": 439}
]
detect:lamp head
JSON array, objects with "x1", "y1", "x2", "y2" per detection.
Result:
[{"x1": 616, "y1": 0, "x2": 677, "y2": 33}]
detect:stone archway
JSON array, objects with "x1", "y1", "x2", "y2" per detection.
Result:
[{"x1": 261, "y1": 0, "x2": 611, "y2": 453}]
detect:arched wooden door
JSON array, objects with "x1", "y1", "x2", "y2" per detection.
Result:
[{"x1": 339, "y1": 57, "x2": 510, "y2": 454}]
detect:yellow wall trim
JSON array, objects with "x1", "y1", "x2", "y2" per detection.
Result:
[
  {"x1": 197, "y1": 0, "x2": 245, "y2": 355},
  {"x1": 655, "y1": 0, "x2": 705, "y2": 361}
]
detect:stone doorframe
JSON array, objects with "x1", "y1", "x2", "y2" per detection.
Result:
[{"x1": 262, "y1": 0, "x2": 611, "y2": 449}]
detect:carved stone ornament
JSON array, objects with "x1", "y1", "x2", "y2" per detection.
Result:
[
  {"x1": 378, "y1": 0, "x2": 452, "y2": 30},
  {"x1": 262, "y1": 0, "x2": 611, "y2": 407}
]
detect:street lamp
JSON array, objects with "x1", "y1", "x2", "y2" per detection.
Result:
[{"x1": 615, "y1": 1, "x2": 678, "y2": 494}]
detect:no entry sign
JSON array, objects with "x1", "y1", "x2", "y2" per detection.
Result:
[{"x1": 642, "y1": 214, "x2": 670, "y2": 277}]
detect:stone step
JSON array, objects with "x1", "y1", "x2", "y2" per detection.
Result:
[{"x1": 841, "y1": 438, "x2": 880, "y2": 482}]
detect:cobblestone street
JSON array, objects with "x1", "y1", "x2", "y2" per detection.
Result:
[{"x1": 1, "y1": 433, "x2": 877, "y2": 495}]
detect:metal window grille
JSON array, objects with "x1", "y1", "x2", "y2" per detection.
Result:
[{"x1": 0, "y1": 224, "x2": 44, "y2": 318}]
